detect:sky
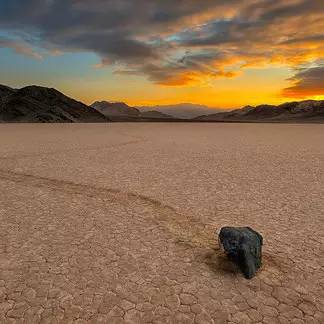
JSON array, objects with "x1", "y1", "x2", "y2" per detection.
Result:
[{"x1": 0, "y1": 0, "x2": 323, "y2": 109}]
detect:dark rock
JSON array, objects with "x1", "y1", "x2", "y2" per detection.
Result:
[{"x1": 219, "y1": 227, "x2": 263, "y2": 279}]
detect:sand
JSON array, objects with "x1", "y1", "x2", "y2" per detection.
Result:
[{"x1": 0, "y1": 123, "x2": 323, "y2": 323}]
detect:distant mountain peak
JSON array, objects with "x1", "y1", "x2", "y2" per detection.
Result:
[
  {"x1": 91, "y1": 100, "x2": 140, "y2": 117},
  {"x1": 137, "y1": 103, "x2": 224, "y2": 119},
  {"x1": 140, "y1": 110, "x2": 173, "y2": 119},
  {"x1": 91, "y1": 101, "x2": 175, "y2": 120}
]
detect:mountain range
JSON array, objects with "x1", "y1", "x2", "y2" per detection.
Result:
[
  {"x1": 92, "y1": 99, "x2": 324, "y2": 122},
  {"x1": 1, "y1": 84, "x2": 323, "y2": 123},
  {"x1": 91, "y1": 101, "x2": 174, "y2": 121},
  {"x1": 195, "y1": 101, "x2": 324, "y2": 122},
  {"x1": 137, "y1": 103, "x2": 224, "y2": 119}
]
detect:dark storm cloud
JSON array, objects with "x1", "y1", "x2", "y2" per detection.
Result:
[
  {"x1": 0, "y1": 0, "x2": 226, "y2": 36},
  {"x1": 257, "y1": 0, "x2": 323, "y2": 22},
  {"x1": 0, "y1": 0, "x2": 323, "y2": 87},
  {"x1": 0, "y1": 0, "x2": 242, "y2": 75},
  {"x1": 174, "y1": 20, "x2": 255, "y2": 47},
  {"x1": 0, "y1": 0, "x2": 235, "y2": 63},
  {"x1": 175, "y1": 0, "x2": 324, "y2": 48},
  {"x1": 0, "y1": 0, "x2": 160, "y2": 62},
  {"x1": 280, "y1": 34, "x2": 324, "y2": 45},
  {"x1": 282, "y1": 63, "x2": 324, "y2": 97}
]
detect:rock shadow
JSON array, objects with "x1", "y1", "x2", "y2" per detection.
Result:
[{"x1": 202, "y1": 249, "x2": 241, "y2": 277}]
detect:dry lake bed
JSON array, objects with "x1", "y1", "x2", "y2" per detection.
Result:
[{"x1": 0, "y1": 123, "x2": 323, "y2": 323}]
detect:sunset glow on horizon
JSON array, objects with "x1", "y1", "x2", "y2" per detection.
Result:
[{"x1": 0, "y1": 0, "x2": 323, "y2": 109}]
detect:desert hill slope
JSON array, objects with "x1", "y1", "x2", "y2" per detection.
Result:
[
  {"x1": 0, "y1": 85, "x2": 109, "y2": 123},
  {"x1": 195, "y1": 100, "x2": 324, "y2": 122}
]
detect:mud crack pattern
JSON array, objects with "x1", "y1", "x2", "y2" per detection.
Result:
[{"x1": 0, "y1": 123, "x2": 323, "y2": 323}]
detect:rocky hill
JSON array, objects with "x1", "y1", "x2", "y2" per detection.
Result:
[
  {"x1": 0, "y1": 85, "x2": 109, "y2": 123},
  {"x1": 195, "y1": 100, "x2": 324, "y2": 122},
  {"x1": 0, "y1": 85, "x2": 15, "y2": 98}
]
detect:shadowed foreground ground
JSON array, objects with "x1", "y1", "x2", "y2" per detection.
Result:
[{"x1": 0, "y1": 123, "x2": 323, "y2": 323}]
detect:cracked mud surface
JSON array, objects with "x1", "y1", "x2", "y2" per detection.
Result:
[{"x1": 0, "y1": 123, "x2": 323, "y2": 323}]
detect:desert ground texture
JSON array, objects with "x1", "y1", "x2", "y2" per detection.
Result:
[{"x1": 0, "y1": 123, "x2": 323, "y2": 324}]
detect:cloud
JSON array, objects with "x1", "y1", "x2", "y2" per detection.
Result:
[
  {"x1": 282, "y1": 63, "x2": 324, "y2": 98},
  {"x1": 0, "y1": 0, "x2": 323, "y2": 87},
  {"x1": 0, "y1": 37, "x2": 42, "y2": 60},
  {"x1": 115, "y1": 49, "x2": 239, "y2": 85}
]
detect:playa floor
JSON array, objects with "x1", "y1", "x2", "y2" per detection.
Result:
[{"x1": 0, "y1": 123, "x2": 323, "y2": 323}]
